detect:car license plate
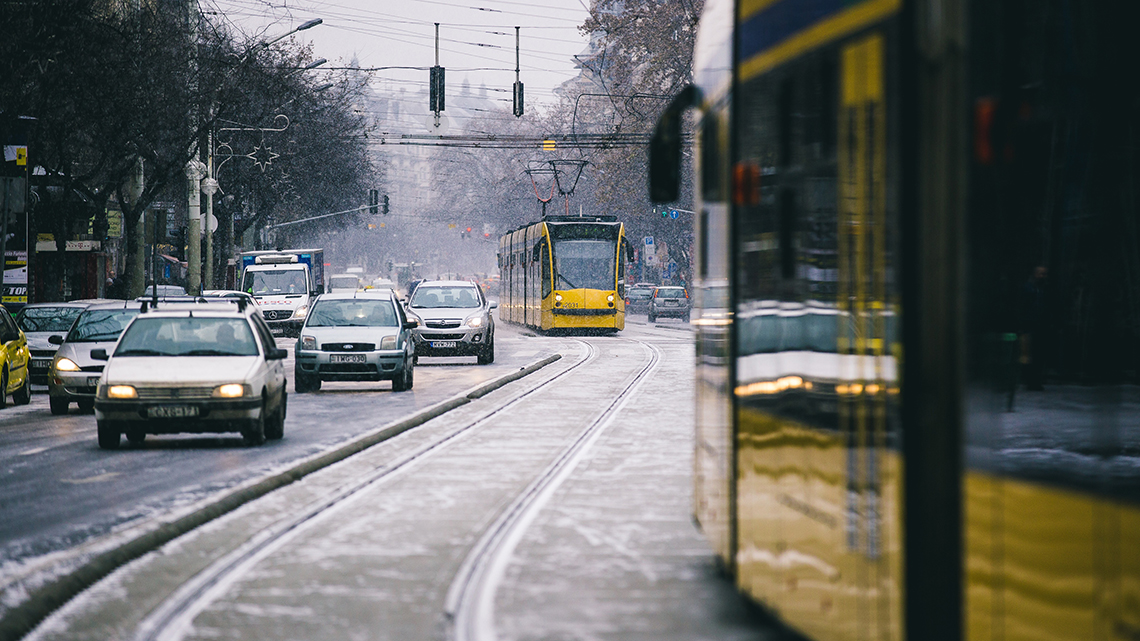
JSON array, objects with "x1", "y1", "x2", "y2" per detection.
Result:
[
  {"x1": 270, "y1": 327, "x2": 284, "y2": 336},
  {"x1": 31, "y1": 360, "x2": 49, "y2": 369},
  {"x1": 431, "y1": 341, "x2": 458, "y2": 349},
  {"x1": 147, "y1": 405, "x2": 199, "y2": 419},
  {"x1": 87, "y1": 377, "x2": 100, "y2": 387},
  {"x1": 330, "y1": 354, "x2": 366, "y2": 363}
]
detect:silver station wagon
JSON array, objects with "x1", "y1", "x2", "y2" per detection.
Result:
[
  {"x1": 293, "y1": 291, "x2": 418, "y2": 392},
  {"x1": 92, "y1": 299, "x2": 288, "y2": 449}
]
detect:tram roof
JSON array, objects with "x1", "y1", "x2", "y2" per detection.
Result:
[{"x1": 504, "y1": 215, "x2": 621, "y2": 237}]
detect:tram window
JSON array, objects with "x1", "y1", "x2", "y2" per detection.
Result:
[
  {"x1": 540, "y1": 243, "x2": 552, "y2": 298},
  {"x1": 699, "y1": 210, "x2": 709, "y2": 278},
  {"x1": 700, "y1": 113, "x2": 724, "y2": 201}
]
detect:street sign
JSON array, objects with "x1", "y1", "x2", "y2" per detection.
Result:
[
  {"x1": 644, "y1": 236, "x2": 654, "y2": 246},
  {"x1": 670, "y1": 210, "x2": 679, "y2": 220}
]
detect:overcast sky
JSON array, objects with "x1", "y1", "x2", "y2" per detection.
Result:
[{"x1": 205, "y1": 0, "x2": 593, "y2": 119}]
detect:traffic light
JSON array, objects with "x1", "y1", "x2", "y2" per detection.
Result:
[
  {"x1": 513, "y1": 81, "x2": 524, "y2": 117},
  {"x1": 369, "y1": 189, "x2": 379, "y2": 214},
  {"x1": 382, "y1": 194, "x2": 389, "y2": 215},
  {"x1": 430, "y1": 66, "x2": 446, "y2": 113}
]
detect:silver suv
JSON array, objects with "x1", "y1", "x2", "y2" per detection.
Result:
[
  {"x1": 648, "y1": 286, "x2": 691, "y2": 322},
  {"x1": 294, "y1": 291, "x2": 417, "y2": 392},
  {"x1": 406, "y1": 281, "x2": 497, "y2": 364}
]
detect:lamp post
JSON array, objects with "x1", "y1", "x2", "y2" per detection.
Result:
[{"x1": 189, "y1": 17, "x2": 323, "y2": 293}]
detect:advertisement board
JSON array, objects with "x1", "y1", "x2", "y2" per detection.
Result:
[{"x1": 1, "y1": 176, "x2": 28, "y2": 306}]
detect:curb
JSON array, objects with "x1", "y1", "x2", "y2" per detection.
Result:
[
  {"x1": 0, "y1": 353, "x2": 562, "y2": 641},
  {"x1": 654, "y1": 323, "x2": 693, "y2": 332}
]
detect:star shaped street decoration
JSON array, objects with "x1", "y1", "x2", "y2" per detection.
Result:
[{"x1": 245, "y1": 143, "x2": 280, "y2": 172}]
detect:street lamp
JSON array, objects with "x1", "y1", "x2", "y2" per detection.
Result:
[{"x1": 194, "y1": 18, "x2": 323, "y2": 292}]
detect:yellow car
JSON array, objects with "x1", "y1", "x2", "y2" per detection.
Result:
[{"x1": 0, "y1": 308, "x2": 32, "y2": 408}]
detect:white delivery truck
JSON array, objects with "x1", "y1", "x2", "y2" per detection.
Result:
[{"x1": 239, "y1": 249, "x2": 325, "y2": 336}]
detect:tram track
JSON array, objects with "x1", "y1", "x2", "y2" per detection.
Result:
[
  {"x1": 130, "y1": 339, "x2": 601, "y2": 641},
  {"x1": 445, "y1": 338, "x2": 662, "y2": 641}
]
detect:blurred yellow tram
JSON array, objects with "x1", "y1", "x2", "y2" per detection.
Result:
[
  {"x1": 498, "y1": 215, "x2": 629, "y2": 332},
  {"x1": 651, "y1": 0, "x2": 1140, "y2": 640}
]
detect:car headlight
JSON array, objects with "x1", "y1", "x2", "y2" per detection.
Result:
[
  {"x1": 107, "y1": 385, "x2": 137, "y2": 399},
  {"x1": 213, "y1": 383, "x2": 248, "y2": 398},
  {"x1": 380, "y1": 335, "x2": 398, "y2": 350},
  {"x1": 54, "y1": 358, "x2": 80, "y2": 372},
  {"x1": 465, "y1": 316, "x2": 483, "y2": 328},
  {"x1": 293, "y1": 305, "x2": 309, "y2": 319},
  {"x1": 300, "y1": 335, "x2": 317, "y2": 350}
]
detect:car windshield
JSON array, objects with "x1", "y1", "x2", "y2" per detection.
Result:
[
  {"x1": 243, "y1": 269, "x2": 308, "y2": 295},
  {"x1": 410, "y1": 286, "x2": 481, "y2": 309},
  {"x1": 115, "y1": 317, "x2": 259, "y2": 356},
  {"x1": 655, "y1": 288, "x2": 686, "y2": 299},
  {"x1": 307, "y1": 299, "x2": 399, "y2": 327},
  {"x1": 67, "y1": 309, "x2": 140, "y2": 342},
  {"x1": 628, "y1": 289, "x2": 652, "y2": 299},
  {"x1": 16, "y1": 306, "x2": 84, "y2": 332},
  {"x1": 553, "y1": 239, "x2": 615, "y2": 291},
  {"x1": 144, "y1": 285, "x2": 186, "y2": 296}
]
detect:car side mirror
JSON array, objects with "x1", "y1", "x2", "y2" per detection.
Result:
[
  {"x1": 403, "y1": 318, "x2": 420, "y2": 330},
  {"x1": 489, "y1": 301, "x2": 499, "y2": 310},
  {"x1": 268, "y1": 348, "x2": 288, "y2": 360},
  {"x1": 49, "y1": 335, "x2": 65, "y2": 345},
  {"x1": 91, "y1": 348, "x2": 109, "y2": 361}
]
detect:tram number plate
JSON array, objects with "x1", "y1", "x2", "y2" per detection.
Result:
[
  {"x1": 147, "y1": 405, "x2": 199, "y2": 419},
  {"x1": 330, "y1": 354, "x2": 367, "y2": 363},
  {"x1": 563, "y1": 302, "x2": 580, "y2": 308},
  {"x1": 431, "y1": 341, "x2": 457, "y2": 349}
]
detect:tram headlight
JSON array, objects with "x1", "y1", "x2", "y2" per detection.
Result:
[
  {"x1": 554, "y1": 293, "x2": 563, "y2": 302},
  {"x1": 607, "y1": 295, "x2": 614, "y2": 302}
]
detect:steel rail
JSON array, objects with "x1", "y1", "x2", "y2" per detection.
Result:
[{"x1": 445, "y1": 338, "x2": 663, "y2": 641}]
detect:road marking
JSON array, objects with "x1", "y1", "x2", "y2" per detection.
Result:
[
  {"x1": 19, "y1": 447, "x2": 48, "y2": 456},
  {"x1": 61, "y1": 472, "x2": 121, "y2": 485}
]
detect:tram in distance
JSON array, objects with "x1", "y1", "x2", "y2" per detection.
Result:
[
  {"x1": 650, "y1": 0, "x2": 1140, "y2": 640},
  {"x1": 497, "y1": 215, "x2": 630, "y2": 332}
]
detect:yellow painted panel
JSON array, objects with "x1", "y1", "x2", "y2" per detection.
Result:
[
  {"x1": 1119, "y1": 505, "x2": 1140, "y2": 640},
  {"x1": 965, "y1": 473, "x2": 999, "y2": 641},
  {"x1": 739, "y1": 0, "x2": 900, "y2": 81},
  {"x1": 739, "y1": 0, "x2": 782, "y2": 20}
]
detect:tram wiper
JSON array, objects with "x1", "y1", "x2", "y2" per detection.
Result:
[{"x1": 558, "y1": 274, "x2": 578, "y2": 289}]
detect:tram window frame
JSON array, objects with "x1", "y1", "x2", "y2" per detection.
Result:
[
  {"x1": 701, "y1": 112, "x2": 725, "y2": 202},
  {"x1": 540, "y1": 242, "x2": 552, "y2": 298}
]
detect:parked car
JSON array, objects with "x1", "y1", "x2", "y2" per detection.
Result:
[
  {"x1": 15, "y1": 302, "x2": 90, "y2": 385},
  {"x1": 293, "y1": 290, "x2": 417, "y2": 392},
  {"x1": 406, "y1": 280, "x2": 496, "y2": 364},
  {"x1": 143, "y1": 284, "x2": 187, "y2": 297},
  {"x1": 624, "y1": 285, "x2": 655, "y2": 315},
  {"x1": 648, "y1": 286, "x2": 691, "y2": 322},
  {"x1": 0, "y1": 308, "x2": 31, "y2": 408},
  {"x1": 92, "y1": 299, "x2": 288, "y2": 449},
  {"x1": 48, "y1": 301, "x2": 141, "y2": 414}
]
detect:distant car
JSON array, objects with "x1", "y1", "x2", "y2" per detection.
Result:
[
  {"x1": 0, "y1": 308, "x2": 31, "y2": 408},
  {"x1": 15, "y1": 302, "x2": 90, "y2": 385},
  {"x1": 48, "y1": 301, "x2": 141, "y2": 414},
  {"x1": 406, "y1": 280, "x2": 496, "y2": 364},
  {"x1": 143, "y1": 284, "x2": 187, "y2": 297},
  {"x1": 648, "y1": 286, "x2": 691, "y2": 322},
  {"x1": 624, "y1": 285, "x2": 655, "y2": 315},
  {"x1": 370, "y1": 277, "x2": 397, "y2": 292},
  {"x1": 328, "y1": 274, "x2": 362, "y2": 293},
  {"x1": 92, "y1": 299, "x2": 288, "y2": 449},
  {"x1": 294, "y1": 291, "x2": 417, "y2": 392}
]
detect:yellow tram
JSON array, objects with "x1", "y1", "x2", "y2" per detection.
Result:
[
  {"x1": 651, "y1": 0, "x2": 1140, "y2": 640},
  {"x1": 498, "y1": 216, "x2": 628, "y2": 332}
]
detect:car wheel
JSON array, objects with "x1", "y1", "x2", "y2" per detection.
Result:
[
  {"x1": 49, "y1": 396, "x2": 70, "y2": 415},
  {"x1": 126, "y1": 429, "x2": 146, "y2": 446},
  {"x1": 405, "y1": 359, "x2": 414, "y2": 390},
  {"x1": 477, "y1": 336, "x2": 494, "y2": 365},
  {"x1": 0, "y1": 369, "x2": 7, "y2": 410},
  {"x1": 13, "y1": 375, "x2": 31, "y2": 405},
  {"x1": 684, "y1": 312, "x2": 691, "y2": 322},
  {"x1": 648, "y1": 312, "x2": 656, "y2": 323},
  {"x1": 265, "y1": 391, "x2": 286, "y2": 440},
  {"x1": 242, "y1": 399, "x2": 267, "y2": 446},
  {"x1": 77, "y1": 398, "x2": 95, "y2": 413},
  {"x1": 393, "y1": 358, "x2": 412, "y2": 391},
  {"x1": 97, "y1": 421, "x2": 121, "y2": 450}
]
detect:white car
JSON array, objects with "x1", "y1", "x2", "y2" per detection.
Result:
[{"x1": 92, "y1": 299, "x2": 287, "y2": 449}]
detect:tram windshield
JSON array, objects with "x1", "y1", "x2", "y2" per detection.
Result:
[{"x1": 552, "y1": 240, "x2": 616, "y2": 291}]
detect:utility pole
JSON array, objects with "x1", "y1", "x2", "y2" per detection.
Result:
[
  {"x1": 513, "y1": 27, "x2": 524, "y2": 118},
  {"x1": 202, "y1": 130, "x2": 218, "y2": 290},
  {"x1": 186, "y1": 0, "x2": 202, "y2": 295}
]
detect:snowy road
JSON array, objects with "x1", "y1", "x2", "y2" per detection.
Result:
[{"x1": 11, "y1": 319, "x2": 784, "y2": 641}]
